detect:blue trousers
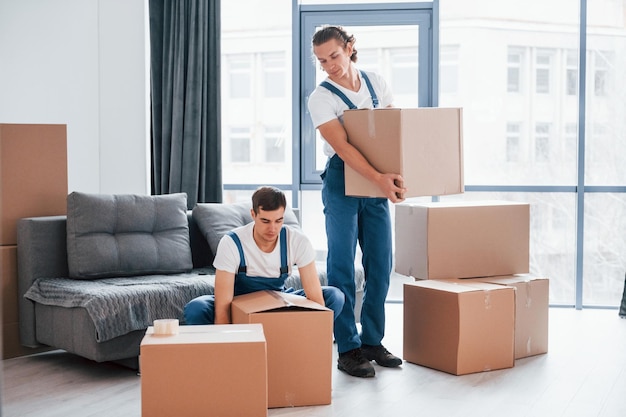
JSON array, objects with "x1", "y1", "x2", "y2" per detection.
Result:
[
  {"x1": 322, "y1": 155, "x2": 392, "y2": 354},
  {"x1": 184, "y1": 286, "x2": 345, "y2": 325}
]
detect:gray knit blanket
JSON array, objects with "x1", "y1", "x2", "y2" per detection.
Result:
[{"x1": 24, "y1": 269, "x2": 216, "y2": 342}]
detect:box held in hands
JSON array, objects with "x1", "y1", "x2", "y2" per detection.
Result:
[{"x1": 343, "y1": 107, "x2": 464, "y2": 198}]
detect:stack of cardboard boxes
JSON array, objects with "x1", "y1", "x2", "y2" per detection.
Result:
[
  {"x1": 343, "y1": 108, "x2": 549, "y2": 376},
  {"x1": 395, "y1": 201, "x2": 549, "y2": 375}
]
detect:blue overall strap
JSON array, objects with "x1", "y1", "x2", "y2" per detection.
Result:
[
  {"x1": 319, "y1": 70, "x2": 379, "y2": 109},
  {"x1": 227, "y1": 231, "x2": 247, "y2": 274},
  {"x1": 279, "y1": 227, "x2": 288, "y2": 276},
  {"x1": 319, "y1": 81, "x2": 357, "y2": 109},
  {"x1": 359, "y1": 70, "x2": 379, "y2": 108}
]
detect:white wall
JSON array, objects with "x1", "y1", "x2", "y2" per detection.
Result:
[{"x1": 0, "y1": 0, "x2": 150, "y2": 195}]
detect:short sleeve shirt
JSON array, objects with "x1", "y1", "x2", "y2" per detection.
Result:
[{"x1": 213, "y1": 222, "x2": 316, "y2": 278}]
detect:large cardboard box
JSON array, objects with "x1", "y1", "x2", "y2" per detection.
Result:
[
  {"x1": 140, "y1": 324, "x2": 268, "y2": 417},
  {"x1": 231, "y1": 290, "x2": 333, "y2": 408},
  {"x1": 0, "y1": 124, "x2": 67, "y2": 245},
  {"x1": 477, "y1": 275, "x2": 549, "y2": 359},
  {"x1": 403, "y1": 280, "x2": 515, "y2": 375},
  {"x1": 343, "y1": 107, "x2": 464, "y2": 198},
  {"x1": 395, "y1": 200, "x2": 530, "y2": 279}
]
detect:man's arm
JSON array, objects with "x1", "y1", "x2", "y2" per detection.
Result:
[
  {"x1": 214, "y1": 269, "x2": 235, "y2": 324},
  {"x1": 298, "y1": 261, "x2": 325, "y2": 307},
  {"x1": 317, "y1": 119, "x2": 406, "y2": 203}
]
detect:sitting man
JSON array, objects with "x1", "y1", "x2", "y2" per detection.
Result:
[{"x1": 184, "y1": 186, "x2": 345, "y2": 326}]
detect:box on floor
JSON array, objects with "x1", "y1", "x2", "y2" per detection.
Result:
[
  {"x1": 231, "y1": 290, "x2": 333, "y2": 408},
  {"x1": 403, "y1": 279, "x2": 515, "y2": 375},
  {"x1": 474, "y1": 274, "x2": 549, "y2": 359},
  {"x1": 395, "y1": 200, "x2": 530, "y2": 279},
  {"x1": 140, "y1": 323, "x2": 268, "y2": 417},
  {"x1": 343, "y1": 107, "x2": 464, "y2": 198}
]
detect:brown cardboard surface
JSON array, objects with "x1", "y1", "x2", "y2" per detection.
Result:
[
  {"x1": 231, "y1": 291, "x2": 333, "y2": 408},
  {"x1": 0, "y1": 124, "x2": 68, "y2": 245},
  {"x1": 476, "y1": 275, "x2": 549, "y2": 359},
  {"x1": 140, "y1": 324, "x2": 267, "y2": 417},
  {"x1": 403, "y1": 280, "x2": 515, "y2": 375},
  {"x1": 343, "y1": 107, "x2": 464, "y2": 198},
  {"x1": 2, "y1": 245, "x2": 17, "y2": 324},
  {"x1": 395, "y1": 200, "x2": 530, "y2": 279}
]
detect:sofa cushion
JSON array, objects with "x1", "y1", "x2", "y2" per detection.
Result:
[
  {"x1": 66, "y1": 192, "x2": 193, "y2": 279},
  {"x1": 193, "y1": 201, "x2": 300, "y2": 256}
]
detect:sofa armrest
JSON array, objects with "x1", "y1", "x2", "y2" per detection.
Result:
[{"x1": 17, "y1": 215, "x2": 69, "y2": 347}]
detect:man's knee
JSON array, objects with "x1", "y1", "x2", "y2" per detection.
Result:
[
  {"x1": 323, "y1": 286, "x2": 346, "y2": 316},
  {"x1": 183, "y1": 296, "x2": 214, "y2": 325}
]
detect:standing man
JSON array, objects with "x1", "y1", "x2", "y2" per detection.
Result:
[{"x1": 307, "y1": 25, "x2": 405, "y2": 378}]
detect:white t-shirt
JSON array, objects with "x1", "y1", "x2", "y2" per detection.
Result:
[
  {"x1": 307, "y1": 69, "x2": 394, "y2": 157},
  {"x1": 213, "y1": 222, "x2": 316, "y2": 278}
]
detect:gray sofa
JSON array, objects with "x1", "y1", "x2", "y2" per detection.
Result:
[{"x1": 17, "y1": 192, "x2": 364, "y2": 368}]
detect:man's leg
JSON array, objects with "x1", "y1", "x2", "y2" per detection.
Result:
[
  {"x1": 357, "y1": 198, "x2": 402, "y2": 368},
  {"x1": 183, "y1": 295, "x2": 216, "y2": 324}
]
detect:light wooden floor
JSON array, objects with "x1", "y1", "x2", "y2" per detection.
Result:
[{"x1": 3, "y1": 305, "x2": 626, "y2": 417}]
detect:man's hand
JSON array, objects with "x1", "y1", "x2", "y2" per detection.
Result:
[{"x1": 376, "y1": 173, "x2": 407, "y2": 203}]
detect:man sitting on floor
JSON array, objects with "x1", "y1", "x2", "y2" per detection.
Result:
[{"x1": 184, "y1": 186, "x2": 345, "y2": 328}]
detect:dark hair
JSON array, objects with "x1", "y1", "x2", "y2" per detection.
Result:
[
  {"x1": 251, "y1": 186, "x2": 287, "y2": 214},
  {"x1": 311, "y1": 25, "x2": 358, "y2": 63}
]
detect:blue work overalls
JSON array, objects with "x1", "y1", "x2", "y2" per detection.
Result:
[
  {"x1": 319, "y1": 71, "x2": 393, "y2": 354},
  {"x1": 183, "y1": 227, "x2": 344, "y2": 324}
]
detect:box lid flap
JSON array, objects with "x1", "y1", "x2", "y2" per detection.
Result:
[{"x1": 231, "y1": 290, "x2": 330, "y2": 314}]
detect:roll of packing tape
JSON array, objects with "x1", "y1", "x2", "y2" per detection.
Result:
[{"x1": 153, "y1": 319, "x2": 179, "y2": 335}]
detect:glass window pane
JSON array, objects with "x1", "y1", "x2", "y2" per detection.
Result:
[
  {"x1": 262, "y1": 52, "x2": 286, "y2": 98},
  {"x1": 439, "y1": 5, "x2": 579, "y2": 185},
  {"x1": 221, "y1": 0, "x2": 292, "y2": 185},
  {"x1": 585, "y1": 3, "x2": 625, "y2": 185},
  {"x1": 228, "y1": 55, "x2": 252, "y2": 98},
  {"x1": 583, "y1": 193, "x2": 626, "y2": 306},
  {"x1": 264, "y1": 126, "x2": 286, "y2": 163}
]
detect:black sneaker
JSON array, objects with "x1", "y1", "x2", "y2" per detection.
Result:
[
  {"x1": 361, "y1": 344, "x2": 402, "y2": 367},
  {"x1": 338, "y1": 348, "x2": 376, "y2": 378}
]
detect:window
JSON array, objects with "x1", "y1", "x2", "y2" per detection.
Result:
[
  {"x1": 264, "y1": 126, "x2": 285, "y2": 163},
  {"x1": 566, "y1": 49, "x2": 578, "y2": 96},
  {"x1": 262, "y1": 52, "x2": 286, "y2": 98},
  {"x1": 229, "y1": 127, "x2": 251, "y2": 163},
  {"x1": 228, "y1": 55, "x2": 252, "y2": 99},
  {"x1": 506, "y1": 122, "x2": 521, "y2": 162},
  {"x1": 593, "y1": 50, "x2": 611, "y2": 97},
  {"x1": 535, "y1": 49, "x2": 553, "y2": 94},
  {"x1": 535, "y1": 123, "x2": 551, "y2": 162},
  {"x1": 564, "y1": 123, "x2": 577, "y2": 162},
  {"x1": 507, "y1": 48, "x2": 523, "y2": 93}
]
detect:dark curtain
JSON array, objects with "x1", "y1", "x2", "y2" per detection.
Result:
[{"x1": 149, "y1": 0, "x2": 222, "y2": 208}]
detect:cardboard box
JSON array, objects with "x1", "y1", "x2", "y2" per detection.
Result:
[
  {"x1": 343, "y1": 107, "x2": 464, "y2": 198},
  {"x1": 395, "y1": 200, "x2": 530, "y2": 279},
  {"x1": 140, "y1": 324, "x2": 268, "y2": 417},
  {"x1": 0, "y1": 124, "x2": 68, "y2": 245},
  {"x1": 477, "y1": 275, "x2": 549, "y2": 359},
  {"x1": 403, "y1": 280, "x2": 515, "y2": 375},
  {"x1": 231, "y1": 290, "x2": 333, "y2": 408}
]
